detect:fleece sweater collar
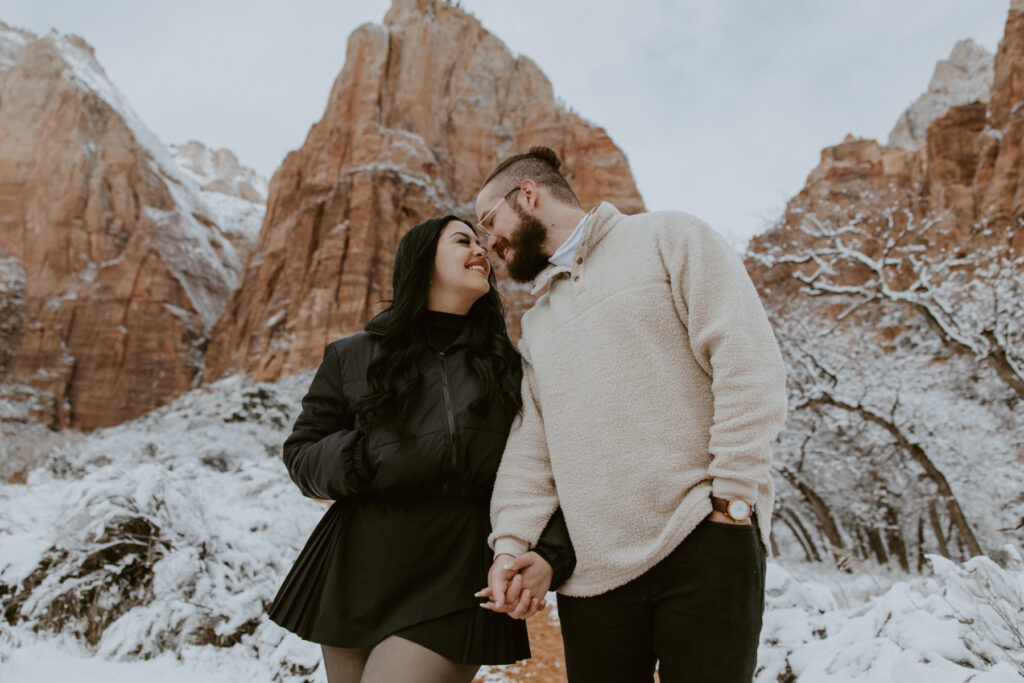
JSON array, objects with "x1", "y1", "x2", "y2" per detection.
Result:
[{"x1": 530, "y1": 202, "x2": 620, "y2": 295}]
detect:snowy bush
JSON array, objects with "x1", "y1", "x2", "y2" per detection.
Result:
[
  {"x1": 757, "y1": 551, "x2": 1024, "y2": 681},
  {"x1": 0, "y1": 373, "x2": 326, "y2": 677}
]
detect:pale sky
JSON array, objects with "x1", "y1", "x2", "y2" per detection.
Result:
[{"x1": 3, "y1": 0, "x2": 1012, "y2": 248}]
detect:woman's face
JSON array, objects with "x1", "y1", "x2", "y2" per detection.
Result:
[{"x1": 427, "y1": 220, "x2": 492, "y2": 313}]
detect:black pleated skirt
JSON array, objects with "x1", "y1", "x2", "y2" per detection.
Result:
[{"x1": 268, "y1": 494, "x2": 530, "y2": 665}]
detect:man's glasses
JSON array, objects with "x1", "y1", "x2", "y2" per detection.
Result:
[{"x1": 477, "y1": 187, "x2": 520, "y2": 241}]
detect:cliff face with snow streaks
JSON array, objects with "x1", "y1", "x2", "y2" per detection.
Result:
[{"x1": 0, "y1": 24, "x2": 264, "y2": 430}]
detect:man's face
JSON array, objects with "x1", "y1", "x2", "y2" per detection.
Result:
[{"x1": 475, "y1": 183, "x2": 552, "y2": 283}]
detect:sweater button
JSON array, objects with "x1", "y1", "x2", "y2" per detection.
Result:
[
  {"x1": 573, "y1": 275, "x2": 580, "y2": 282},
  {"x1": 576, "y1": 257, "x2": 583, "y2": 265}
]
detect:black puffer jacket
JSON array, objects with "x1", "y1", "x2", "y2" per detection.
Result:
[{"x1": 282, "y1": 314, "x2": 576, "y2": 588}]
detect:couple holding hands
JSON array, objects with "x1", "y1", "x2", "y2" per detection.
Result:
[{"x1": 269, "y1": 147, "x2": 788, "y2": 683}]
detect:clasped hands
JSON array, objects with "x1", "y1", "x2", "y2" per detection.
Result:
[{"x1": 475, "y1": 551, "x2": 552, "y2": 620}]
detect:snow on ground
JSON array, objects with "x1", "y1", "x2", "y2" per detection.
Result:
[
  {"x1": 756, "y1": 556, "x2": 1023, "y2": 682},
  {"x1": 1, "y1": 372, "x2": 1022, "y2": 682}
]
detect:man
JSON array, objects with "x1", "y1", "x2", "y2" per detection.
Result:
[{"x1": 474, "y1": 147, "x2": 787, "y2": 682}]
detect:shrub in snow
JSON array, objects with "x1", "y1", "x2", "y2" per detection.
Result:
[
  {"x1": 4, "y1": 513, "x2": 164, "y2": 646},
  {"x1": 0, "y1": 373, "x2": 323, "y2": 672},
  {"x1": 927, "y1": 548, "x2": 1024, "y2": 675},
  {"x1": 756, "y1": 552, "x2": 1024, "y2": 681}
]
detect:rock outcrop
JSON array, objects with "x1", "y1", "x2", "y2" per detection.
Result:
[
  {"x1": 203, "y1": 0, "x2": 644, "y2": 382},
  {"x1": 171, "y1": 140, "x2": 268, "y2": 205},
  {"x1": 169, "y1": 140, "x2": 267, "y2": 257},
  {"x1": 888, "y1": 39, "x2": 994, "y2": 152},
  {"x1": 751, "y1": 2, "x2": 1024, "y2": 280},
  {"x1": 0, "y1": 23, "x2": 253, "y2": 429}
]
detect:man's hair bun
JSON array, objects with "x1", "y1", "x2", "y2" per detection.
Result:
[{"x1": 528, "y1": 146, "x2": 562, "y2": 171}]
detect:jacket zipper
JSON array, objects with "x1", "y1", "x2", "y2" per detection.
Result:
[{"x1": 438, "y1": 351, "x2": 458, "y2": 471}]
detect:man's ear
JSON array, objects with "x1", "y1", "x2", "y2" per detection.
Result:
[{"x1": 520, "y1": 178, "x2": 539, "y2": 209}]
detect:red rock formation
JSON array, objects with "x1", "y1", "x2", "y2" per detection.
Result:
[
  {"x1": 0, "y1": 23, "x2": 248, "y2": 429},
  {"x1": 203, "y1": 0, "x2": 644, "y2": 382},
  {"x1": 749, "y1": 0, "x2": 1024, "y2": 286}
]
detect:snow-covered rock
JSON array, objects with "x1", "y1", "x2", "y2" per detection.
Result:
[
  {"x1": 888, "y1": 39, "x2": 994, "y2": 151},
  {"x1": 171, "y1": 141, "x2": 267, "y2": 242},
  {"x1": 171, "y1": 140, "x2": 268, "y2": 204}
]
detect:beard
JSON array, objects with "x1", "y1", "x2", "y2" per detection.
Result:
[{"x1": 500, "y1": 209, "x2": 552, "y2": 283}]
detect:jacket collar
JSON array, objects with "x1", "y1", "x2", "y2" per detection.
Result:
[
  {"x1": 364, "y1": 308, "x2": 472, "y2": 350},
  {"x1": 364, "y1": 309, "x2": 390, "y2": 335},
  {"x1": 529, "y1": 201, "x2": 622, "y2": 294}
]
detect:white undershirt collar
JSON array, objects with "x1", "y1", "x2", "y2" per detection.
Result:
[{"x1": 548, "y1": 214, "x2": 588, "y2": 268}]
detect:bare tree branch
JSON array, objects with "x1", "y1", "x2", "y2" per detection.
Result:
[{"x1": 801, "y1": 391, "x2": 983, "y2": 558}]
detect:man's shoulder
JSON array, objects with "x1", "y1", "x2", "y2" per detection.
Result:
[
  {"x1": 600, "y1": 208, "x2": 714, "y2": 245},
  {"x1": 519, "y1": 299, "x2": 546, "y2": 348},
  {"x1": 627, "y1": 210, "x2": 736, "y2": 256},
  {"x1": 632, "y1": 208, "x2": 711, "y2": 232}
]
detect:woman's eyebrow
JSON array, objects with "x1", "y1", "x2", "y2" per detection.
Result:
[{"x1": 449, "y1": 230, "x2": 476, "y2": 241}]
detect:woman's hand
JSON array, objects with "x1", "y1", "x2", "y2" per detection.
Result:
[
  {"x1": 476, "y1": 551, "x2": 551, "y2": 619},
  {"x1": 478, "y1": 553, "x2": 517, "y2": 611}
]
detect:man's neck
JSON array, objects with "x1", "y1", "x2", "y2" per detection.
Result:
[{"x1": 544, "y1": 206, "x2": 588, "y2": 255}]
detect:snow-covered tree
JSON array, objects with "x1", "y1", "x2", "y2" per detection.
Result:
[{"x1": 750, "y1": 187, "x2": 1024, "y2": 569}]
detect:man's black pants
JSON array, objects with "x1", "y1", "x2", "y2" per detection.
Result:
[{"x1": 556, "y1": 518, "x2": 766, "y2": 682}]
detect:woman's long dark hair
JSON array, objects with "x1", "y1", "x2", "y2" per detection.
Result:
[{"x1": 354, "y1": 215, "x2": 523, "y2": 435}]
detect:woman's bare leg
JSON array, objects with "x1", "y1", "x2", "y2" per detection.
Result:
[
  {"x1": 321, "y1": 644, "x2": 371, "y2": 683},
  {"x1": 360, "y1": 635, "x2": 479, "y2": 683}
]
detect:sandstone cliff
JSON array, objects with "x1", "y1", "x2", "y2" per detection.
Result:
[
  {"x1": 203, "y1": 0, "x2": 645, "y2": 382},
  {"x1": 0, "y1": 23, "x2": 259, "y2": 429}
]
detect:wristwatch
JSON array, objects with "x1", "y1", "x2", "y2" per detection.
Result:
[{"x1": 711, "y1": 496, "x2": 752, "y2": 522}]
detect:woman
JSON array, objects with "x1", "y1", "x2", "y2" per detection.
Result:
[{"x1": 268, "y1": 216, "x2": 576, "y2": 682}]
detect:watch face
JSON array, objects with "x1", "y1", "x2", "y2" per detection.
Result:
[{"x1": 728, "y1": 499, "x2": 750, "y2": 520}]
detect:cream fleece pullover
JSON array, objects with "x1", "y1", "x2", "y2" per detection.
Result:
[{"x1": 488, "y1": 202, "x2": 788, "y2": 597}]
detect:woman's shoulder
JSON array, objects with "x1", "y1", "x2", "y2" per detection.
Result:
[
  {"x1": 329, "y1": 330, "x2": 376, "y2": 352},
  {"x1": 325, "y1": 331, "x2": 378, "y2": 381}
]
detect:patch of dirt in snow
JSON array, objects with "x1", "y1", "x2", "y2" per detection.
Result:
[{"x1": 475, "y1": 604, "x2": 570, "y2": 682}]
